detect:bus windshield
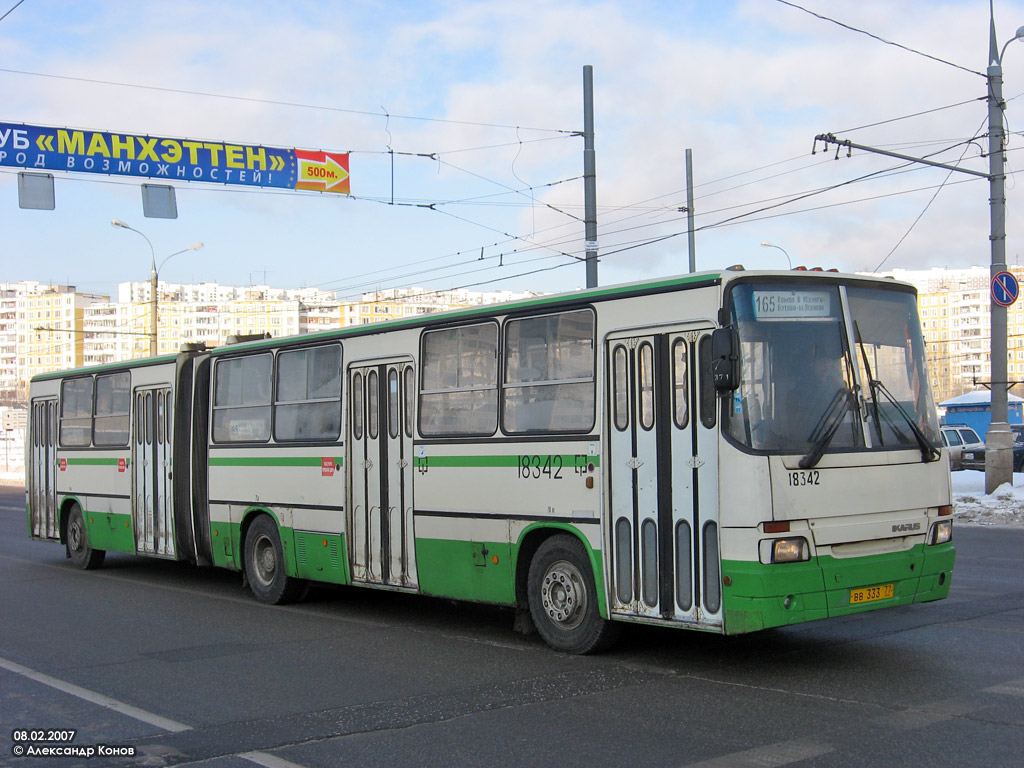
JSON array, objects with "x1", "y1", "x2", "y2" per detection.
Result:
[{"x1": 724, "y1": 280, "x2": 938, "y2": 459}]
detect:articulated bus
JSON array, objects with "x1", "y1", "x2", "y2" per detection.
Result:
[{"x1": 26, "y1": 269, "x2": 954, "y2": 653}]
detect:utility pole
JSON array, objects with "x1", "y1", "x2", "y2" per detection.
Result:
[
  {"x1": 810, "y1": 11, "x2": 1024, "y2": 493},
  {"x1": 686, "y1": 148, "x2": 696, "y2": 272},
  {"x1": 985, "y1": 11, "x2": 1013, "y2": 493},
  {"x1": 583, "y1": 65, "x2": 598, "y2": 289}
]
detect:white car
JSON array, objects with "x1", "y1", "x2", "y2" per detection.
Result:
[{"x1": 940, "y1": 425, "x2": 984, "y2": 471}]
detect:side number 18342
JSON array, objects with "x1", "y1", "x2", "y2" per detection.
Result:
[{"x1": 788, "y1": 470, "x2": 820, "y2": 487}]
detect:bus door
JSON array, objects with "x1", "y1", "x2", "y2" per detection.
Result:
[
  {"x1": 607, "y1": 329, "x2": 722, "y2": 626},
  {"x1": 133, "y1": 387, "x2": 175, "y2": 557},
  {"x1": 30, "y1": 398, "x2": 59, "y2": 540},
  {"x1": 348, "y1": 359, "x2": 417, "y2": 588}
]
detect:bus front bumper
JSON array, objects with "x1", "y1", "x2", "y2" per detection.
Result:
[{"x1": 720, "y1": 541, "x2": 955, "y2": 634}]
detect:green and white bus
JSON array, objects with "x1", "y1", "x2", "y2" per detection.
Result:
[{"x1": 26, "y1": 268, "x2": 955, "y2": 653}]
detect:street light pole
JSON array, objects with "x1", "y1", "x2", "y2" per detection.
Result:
[
  {"x1": 111, "y1": 219, "x2": 203, "y2": 358},
  {"x1": 760, "y1": 241, "x2": 792, "y2": 269}
]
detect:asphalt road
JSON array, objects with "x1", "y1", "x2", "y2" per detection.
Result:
[{"x1": 1, "y1": 483, "x2": 1022, "y2": 768}]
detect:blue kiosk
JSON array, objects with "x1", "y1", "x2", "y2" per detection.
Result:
[{"x1": 939, "y1": 390, "x2": 1024, "y2": 436}]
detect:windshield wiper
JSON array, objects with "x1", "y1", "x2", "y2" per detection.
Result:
[
  {"x1": 851, "y1": 321, "x2": 939, "y2": 463},
  {"x1": 867, "y1": 378, "x2": 941, "y2": 463},
  {"x1": 799, "y1": 387, "x2": 855, "y2": 469}
]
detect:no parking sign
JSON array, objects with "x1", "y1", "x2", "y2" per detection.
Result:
[{"x1": 992, "y1": 271, "x2": 1020, "y2": 307}]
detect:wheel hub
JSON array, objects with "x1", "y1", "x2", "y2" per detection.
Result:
[
  {"x1": 253, "y1": 534, "x2": 277, "y2": 586},
  {"x1": 68, "y1": 520, "x2": 83, "y2": 552},
  {"x1": 541, "y1": 560, "x2": 587, "y2": 630}
]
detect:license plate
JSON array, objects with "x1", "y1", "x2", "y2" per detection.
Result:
[{"x1": 849, "y1": 583, "x2": 894, "y2": 605}]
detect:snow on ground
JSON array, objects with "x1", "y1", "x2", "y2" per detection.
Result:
[{"x1": 952, "y1": 470, "x2": 1024, "y2": 528}]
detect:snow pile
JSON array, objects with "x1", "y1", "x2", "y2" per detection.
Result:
[{"x1": 952, "y1": 470, "x2": 1024, "y2": 527}]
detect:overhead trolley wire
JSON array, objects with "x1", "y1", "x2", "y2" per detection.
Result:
[
  {"x1": 775, "y1": 0, "x2": 985, "y2": 77},
  {"x1": 0, "y1": 67, "x2": 577, "y2": 134}
]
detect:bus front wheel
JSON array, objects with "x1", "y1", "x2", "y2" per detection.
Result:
[
  {"x1": 66, "y1": 504, "x2": 105, "y2": 570},
  {"x1": 527, "y1": 534, "x2": 618, "y2": 654},
  {"x1": 243, "y1": 515, "x2": 305, "y2": 605}
]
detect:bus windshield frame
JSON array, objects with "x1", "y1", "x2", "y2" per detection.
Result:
[{"x1": 722, "y1": 277, "x2": 939, "y2": 461}]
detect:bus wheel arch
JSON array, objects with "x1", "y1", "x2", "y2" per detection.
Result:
[
  {"x1": 241, "y1": 512, "x2": 306, "y2": 605},
  {"x1": 520, "y1": 529, "x2": 619, "y2": 654},
  {"x1": 64, "y1": 500, "x2": 105, "y2": 570}
]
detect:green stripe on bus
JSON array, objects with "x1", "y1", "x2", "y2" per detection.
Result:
[
  {"x1": 414, "y1": 454, "x2": 599, "y2": 468},
  {"x1": 66, "y1": 457, "x2": 124, "y2": 466},
  {"x1": 209, "y1": 457, "x2": 344, "y2": 467}
]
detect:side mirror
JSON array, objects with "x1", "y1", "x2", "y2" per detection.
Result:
[{"x1": 711, "y1": 327, "x2": 739, "y2": 391}]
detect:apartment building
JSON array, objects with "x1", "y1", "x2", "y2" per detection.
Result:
[
  {"x1": 885, "y1": 266, "x2": 1024, "y2": 405},
  {"x1": 0, "y1": 282, "x2": 109, "y2": 403},
  {"x1": 0, "y1": 280, "x2": 534, "y2": 403}
]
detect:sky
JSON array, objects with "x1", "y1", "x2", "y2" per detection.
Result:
[{"x1": 4, "y1": 0, "x2": 1024, "y2": 302}]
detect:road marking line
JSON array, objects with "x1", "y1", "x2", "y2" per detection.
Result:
[
  {"x1": 680, "y1": 738, "x2": 834, "y2": 767},
  {"x1": 0, "y1": 656, "x2": 314, "y2": 768},
  {"x1": 0, "y1": 656, "x2": 192, "y2": 733},
  {"x1": 240, "y1": 752, "x2": 310, "y2": 768},
  {"x1": 985, "y1": 678, "x2": 1024, "y2": 697}
]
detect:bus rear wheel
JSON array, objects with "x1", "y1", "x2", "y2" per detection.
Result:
[
  {"x1": 243, "y1": 515, "x2": 305, "y2": 605},
  {"x1": 66, "y1": 504, "x2": 105, "y2": 570},
  {"x1": 527, "y1": 534, "x2": 618, "y2": 654}
]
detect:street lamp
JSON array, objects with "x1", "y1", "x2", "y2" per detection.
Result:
[
  {"x1": 111, "y1": 219, "x2": 203, "y2": 357},
  {"x1": 760, "y1": 241, "x2": 792, "y2": 269}
]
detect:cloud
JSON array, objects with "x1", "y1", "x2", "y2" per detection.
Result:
[{"x1": 4, "y1": 0, "x2": 1024, "y2": 299}]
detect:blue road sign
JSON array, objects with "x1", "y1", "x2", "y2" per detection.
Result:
[{"x1": 992, "y1": 271, "x2": 1020, "y2": 307}]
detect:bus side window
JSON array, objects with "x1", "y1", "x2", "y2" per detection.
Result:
[
  {"x1": 274, "y1": 344, "x2": 342, "y2": 442},
  {"x1": 94, "y1": 372, "x2": 130, "y2": 446},
  {"x1": 502, "y1": 308, "x2": 595, "y2": 434},
  {"x1": 211, "y1": 354, "x2": 272, "y2": 443},
  {"x1": 419, "y1": 322, "x2": 498, "y2": 437},
  {"x1": 59, "y1": 377, "x2": 93, "y2": 447}
]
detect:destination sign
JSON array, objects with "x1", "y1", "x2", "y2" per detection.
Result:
[
  {"x1": 752, "y1": 290, "x2": 831, "y2": 320},
  {"x1": 0, "y1": 122, "x2": 350, "y2": 194}
]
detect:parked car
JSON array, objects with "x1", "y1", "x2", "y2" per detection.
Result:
[
  {"x1": 959, "y1": 424, "x2": 1024, "y2": 472},
  {"x1": 941, "y1": 425, "x2": 985, "y2": 471}
]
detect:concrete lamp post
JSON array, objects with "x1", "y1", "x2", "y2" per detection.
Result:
[{"x1": 111, "y1": 219, "x2": 203, "y2": 357}]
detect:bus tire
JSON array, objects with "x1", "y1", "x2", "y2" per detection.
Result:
[
  {"x1": 66, "y1": 504, "x2": 105, "y2": 570},
  {"x1": 527, "y1": 534, "x2": 619, "y2": 654},
  {"x1": 243, "y1": 515, "x2": 305, "y2": 605}
]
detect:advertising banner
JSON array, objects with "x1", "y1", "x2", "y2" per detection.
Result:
[{"x1": 0, "y1": 122, "x2": 350, "y2": 194}]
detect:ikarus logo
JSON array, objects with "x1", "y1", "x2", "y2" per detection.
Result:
[{"x1": 892, "y1": 522, "x2": 922, "y2": 533}]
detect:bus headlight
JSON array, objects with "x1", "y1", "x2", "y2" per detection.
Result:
[
  {"x1": 772, "y1": 538, "x2": 810, "y2": 563},
  {"x1": 930, "y1": 520, "x2": 953, "y2": 545}
]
